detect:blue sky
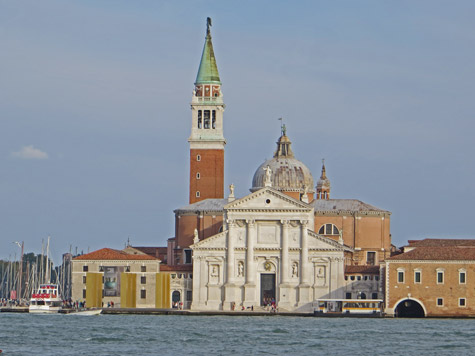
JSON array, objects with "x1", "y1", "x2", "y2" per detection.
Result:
[{"x1": 1, "y1": 0, "x2": 475, "y2": 262}]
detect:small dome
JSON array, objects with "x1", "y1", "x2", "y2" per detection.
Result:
[{"x1": 251, "y1": 133, "x2": 314, "y2": 193}]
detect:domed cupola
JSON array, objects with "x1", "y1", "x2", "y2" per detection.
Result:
[
  {"x1": 316, "y1": 160, "x2": 331, "y2": 200},
  {"x1": 251, "y1": 126, "x2": 314, "y2": 202}
]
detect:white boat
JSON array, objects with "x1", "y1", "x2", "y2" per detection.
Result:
[
  {"x1": 29, "y1": 284, "x2": 62, "y2": 314},
  {"x1": 66, "y1": 308, "x2": 102, "y2": 316}
]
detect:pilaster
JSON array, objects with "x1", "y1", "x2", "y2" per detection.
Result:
[
  {"x1": 298, "y1": 220, "x2": 311, "y2": 305},
  {"x1": 223, "y1": 219, "x2": 236, "y2": 310}
]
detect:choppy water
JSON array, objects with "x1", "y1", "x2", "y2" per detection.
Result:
[{"x1": 1, "y1": 313, "x2": 475, "y2": 355}]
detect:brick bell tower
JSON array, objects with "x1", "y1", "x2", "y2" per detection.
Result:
[{"x1": 188, "y1": 18, "x2": 225, "y2": 204}]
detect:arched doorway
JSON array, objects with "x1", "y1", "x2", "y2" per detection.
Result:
[
  {"x1": 172, "y1": 291, "x2": 181, "y2": 308},
  {"x1": 260, "y1": 274, "x2": 276, "y2": 307},
  {"x1": 394, "y1": 299, "x2": 425, "y2": 318}
]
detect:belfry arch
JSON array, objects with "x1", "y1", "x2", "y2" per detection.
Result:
[{"x1": 394, "y1": 298, "x2": 426, "y2": 318}]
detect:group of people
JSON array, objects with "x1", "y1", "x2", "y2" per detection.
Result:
[
  {"x1": 0, "y1": 298, "x2": 19, "y2": 307},
  {"x1": 172, "y1": 301, "x2": 183, "y2": 309},
  {"x1": 263, "y1": 298, "x2": 278, "y2": 312}
]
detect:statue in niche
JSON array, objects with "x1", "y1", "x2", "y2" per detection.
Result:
[
  {"x1": 193, "y1": 228, "x2": 199, "y2": 244},
  {"x1": 292, "y1": 262, "x2": 298, "y2": 278},
  {"x1": 211, "y1": 265, "x2": 218, "y2": 277},
  {"x1": 317, "y1": 266, "x2": 325, "y2": 279},
  {"x1": 316, "y1": 266, "x2": 326, "y2": 286},
  {"x1": 237, "y1": 261, "x2": 244, "y2": 277}
]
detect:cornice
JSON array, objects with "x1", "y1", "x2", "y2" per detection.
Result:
[
  {"x1": 386, "y1": 260, "x2": 475, "y2": 264},
  {"x1": 225, "y1": 187, "x2": 312, "y2": 211},
  {"x1": 191, "y1": 230, "x2": 227, "y2": 248}
]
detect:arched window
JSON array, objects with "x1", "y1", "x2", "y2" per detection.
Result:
[
  {"x1": 196, "y1": 172, "x2": 200, "y2": 179},
  {"x1": 197, "y1": 155, "x2": 201, "y2": 161},
  {"x1": 196, "y1": 191, "x2": 200, "y2": 198},
  {"x1": 198, "y1": 110, "x2": 202, "y2": 128},
  {"x1": 318, "y1": 223, "x2": 339, "y2": 235}
]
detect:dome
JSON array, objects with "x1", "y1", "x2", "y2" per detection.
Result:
[{"x1": 251, "y1": 133, "x2": 314, "y2": 193}]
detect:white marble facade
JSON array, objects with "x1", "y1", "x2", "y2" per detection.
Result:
[{"x1": 191, "y1": 187, "x2": 351, "y2": 312}]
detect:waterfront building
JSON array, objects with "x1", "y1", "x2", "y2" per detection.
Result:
[
  {"x1": 343, "y1": 265, "x2": 382, "y2": 300},
  {"x1": 385, "y1": 239, "x2": 475, "y2": 317},
  {"x1": 71, "y1": 248, "x2": 169, "y2": 308}
]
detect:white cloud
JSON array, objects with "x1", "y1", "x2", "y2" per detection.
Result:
[{"x1": 11, "y1": 145, "x2": 49, "y2": 160}]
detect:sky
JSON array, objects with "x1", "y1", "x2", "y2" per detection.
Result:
[{"x1": 1, "y1": 0, "x2": 475, "y2": 263}]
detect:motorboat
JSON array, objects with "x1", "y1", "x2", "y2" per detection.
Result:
[{"x1": 29, "y1": 284, "x2": 62, "y2": 313}]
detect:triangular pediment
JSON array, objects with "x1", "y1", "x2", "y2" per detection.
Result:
[
  {"x1": 191, "y1": 231, "x2": 227, "y2": 249},
  {"x1": 308, "y1": 230, "x2": 353, "y2": 252},
  {"x1": 225, "y1": 187, "x2": 312, "y2": 212}
]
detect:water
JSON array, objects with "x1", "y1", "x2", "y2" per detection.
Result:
[{"x1": 1, "y1": 314, "x2": 475, "y2": 355}]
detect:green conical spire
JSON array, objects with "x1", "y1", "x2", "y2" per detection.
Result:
[{"x1": 195, "y1": 18, "x2": 221, "y2": 85}]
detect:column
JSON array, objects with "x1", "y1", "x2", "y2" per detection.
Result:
[
  {"x1": 191, "y1": 255, "x2": 201, "y2": 309},
  {"x1": 298, "y1": 220, "x2": 311, "y2": 306},
  {"x1": 281, "y1": 220, "x2": 290, "y2": 284},
  {"x1": 245, "y1": 219, "x2": 255, "y2": 285},
  {"x1": 226, "y1": 219, "x2": 236, "y2": 284},
  {"x1": 244, "y1": 219, "x2": 257, "y2": 307},
  {"x1": 300, "y1": 220, "x2": 309, "y2": 285},
  {"x1": 224, "y1": 219, "x2": 236, "y2": 310}
]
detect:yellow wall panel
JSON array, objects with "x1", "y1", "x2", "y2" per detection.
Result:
[
  {"x1": 120, "y1": 273, "x2": 136, "y2": 308},
  {"x1": 86, "y1": 273, "x2": 103, "y2": 308},
  {"x1": 155, "y1": 273, "x2": 170, "y2": 308}
]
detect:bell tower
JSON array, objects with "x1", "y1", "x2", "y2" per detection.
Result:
[
  {"x1": 316, "y1": 160, "x2": 331, "y2": 200},
  {"x1": 188, "y1": 18, "x2": 225, "y2": 204}
]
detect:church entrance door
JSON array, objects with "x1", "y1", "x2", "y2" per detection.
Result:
[{"x1": 260, "y1": 274, "x2": 276, "y2": 306}]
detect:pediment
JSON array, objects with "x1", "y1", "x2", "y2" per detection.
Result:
[
  {"x1": 225, "y1": 187, "x2": 312, "y2": 212},
  {"x1": 191, "y1": 231, "x2": 227, "y2": 249},
  {"x1": 308, "y1": 230, "x2": 353, "y2": 252}
]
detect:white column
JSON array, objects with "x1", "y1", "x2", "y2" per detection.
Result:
[
  {"x1": 224, "y1": 220, "x2": 236, "y2": 310},
  {"x1": 226, "y1": 220, "x2": 236, "y2": 284},
  {"x1": 191, "y1": 255, "x2": 201, "y2": 309},
  {"x1": 298, "y1": 219, "x2": 311, "y2": 307},
  {"x1": 281, "y1": 220, "x2": 290, "y2": 284},
  {"x1": 300, "y1": 220, "x2": 309, "y2": 285},
  {"x1": 244, "y1": 219, "x2": 257, "y2": 307},
  {"x1": 245, "y1": 219, "x2": 255, "y2": 284}
]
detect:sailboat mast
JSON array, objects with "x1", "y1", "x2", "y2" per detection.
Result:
[
  {"x1": 45, "y1": 236, "x2": 51, "y2": 284},
  {"x1": 40, "y1": 239, "x2": 44, "y2": 285}
]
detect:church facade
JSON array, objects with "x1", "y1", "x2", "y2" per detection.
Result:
[{"x1": 191, "y1": 187, "x2": 351, "y2": 311}]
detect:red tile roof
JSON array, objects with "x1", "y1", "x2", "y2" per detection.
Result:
[
  {"x1": 159, "y1": 264, "x2": 193, "y2": 272},
  {"x1": 388, "y1": 246, "x2": 475, "y2": 261},
  {"x1": 128, "y1": 246, "x2": 167, "y2": 258},
  {"x1": 345, "y1": 265, "x2": 380, "y2": 274},
  {"x1": 407, "y1": 239, "x2": 475, "y2": 247},
  {"x1": 73, "y1": 248, "x2": 159, "y2": 261}
]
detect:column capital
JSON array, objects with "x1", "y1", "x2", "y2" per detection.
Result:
[
  {"x1": 246, "y1": 219, "x2": 255, "y2": 226},
  {"x1": 226, "y1": 219, "x2": 236, "y2": 226},
  {"x1": 280, "y1": 219, "x2": 290, "y2": 227},
  {"x1": 300, "y1": 219, "x2": 308, "y2": 227}
]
